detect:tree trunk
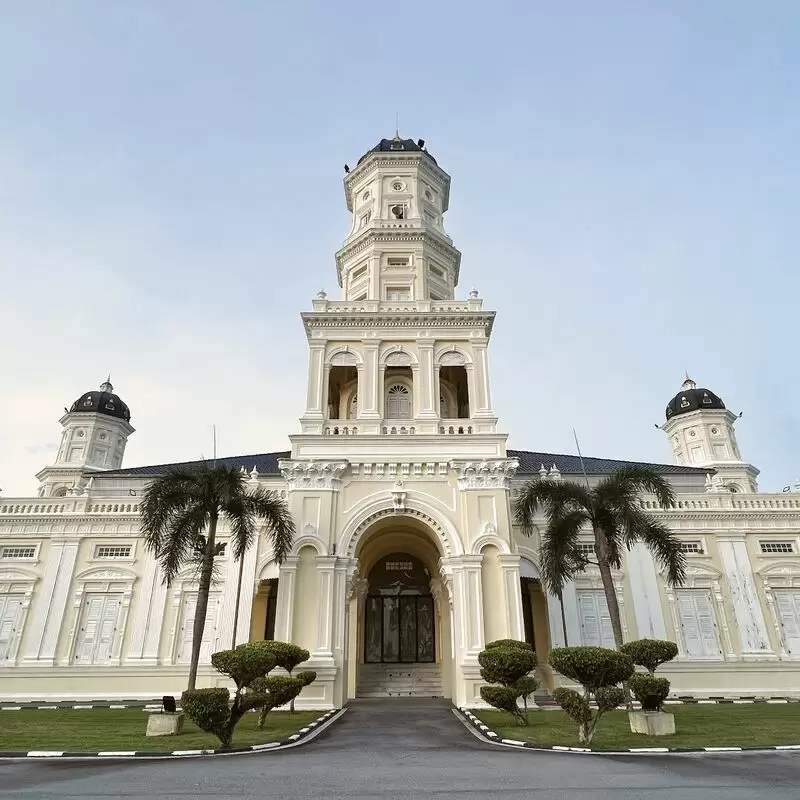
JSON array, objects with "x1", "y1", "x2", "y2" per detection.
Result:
[
  {"x1": 594, "y1": 527, "x2": 632, "y2": 709},
  {"x1": 187, "y1": 514, "x2": 218, "y2": 692},
  {"x1": 230, "y1": 552, "x2": 246, "y2": 649},
  {"x1": 558, "y1": 591, "x2": 569, "y2": 646},
  {"x1": 593, "y1": 528, "x2": 624, "y2": 648}
]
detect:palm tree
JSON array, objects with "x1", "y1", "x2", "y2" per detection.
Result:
[
  {"x1": 141, "y1": 463, "x2": 295, "y2": 690},
  {"x1": 513, "y1": 466, "x2": 685, "y2": 649}
]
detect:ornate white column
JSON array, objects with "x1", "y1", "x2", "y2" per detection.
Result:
[
  {"x1": 471, "y1": 342, "x2": 492, "y2": 415},
  {"x1": 627, "y1": 542, "x2": 667, "y2": 639},
  {"x1": 451, "y1": 555, "x2": 485, "y2": 658},
  {"x1": 313, "y1": 556, "x2": 337, "y2": 659},
  {"x1": 305, "y1": 342, "x2": 326, "y2": 417},
  {"x1": 22, "y1": 538, "x2": 78, "y2": 665},
  {"x1": 233, "y1": 535, "x2": 260, "y2": 646},
  {"x1": 416, "y1": 340, "x2": 437, "y2": 419},
  {"x1": 361, "y1": 341, "x2": 381, "y2": 419},
  {"x1": 498, "y1": 553, "x2": 525, "y2": 641},
  {"x1": 717, "y1": 535, "x2": 775, "y2": 658},
  {"x1": 274, "y1": 556, "x2": 299, "y2": 643},
  {"x1": 125, "y1": 552, "x2": 168, "y2": 665}
]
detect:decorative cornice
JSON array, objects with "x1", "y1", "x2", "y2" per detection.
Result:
[
  {"x1": 450, "y1": 459, "x2": 520, "y2": 490},
  {"x1": 278, "y1": 460, "x2": 349, "y2": 491},
  {"x1": 303, "y1": 312, "x2": 495, "y2": 336}
]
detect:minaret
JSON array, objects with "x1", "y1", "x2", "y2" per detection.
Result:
[
  {"x1": 293, "y1": 135, "x2": 503, "y2": 455},
  {"x1": 663, "y1": 375, "x2": 759, "y2": 493},
  {"x1": 36, "y1": 378, "x2": 135, "y2": 496}
]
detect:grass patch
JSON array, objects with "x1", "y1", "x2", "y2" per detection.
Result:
[
  {"x1": 474, "y1": 704, "x2": 800, "y2": 750},
  {"x1": 0, "y1": 709, "x2": 323, "y2": 752}
]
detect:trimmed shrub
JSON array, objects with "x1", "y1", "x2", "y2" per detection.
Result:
[
  {"x1": 478, "y1": 646, "x2": 536, "y2": 686},
  {"x1": 296, "y1": 670, "x2": 317, "y2": 687},
  {"x1": 515, "y1": 675, "x2": 538, "y2": 715},
  {"x1": 478, "y1": 644, "x2": 538, "y2": 726},
  {"x1": 619, "y1": 639, "x2": 678, "y2": 674},
  {"x1": 549, "y1": 646, "x2": 634, "y2": 743},
  {"x1": 211, "y1": 642, "x2": 277, "y2": 688},
  {"x1": 485, "y1": 639, "x2": 533, "y2": 652},
  {"x1": 250, "y1": 675, "x2": 306, "y2": 729},
  {"x1": 181, "y1": 688, "x2": 231, "y2": 744},
  {"x1": 549, "y1": 646, "x2": 633, "y2": 692},
  {"x1": 260, "y1": 641, "x2": 310, "y2": 713},
  {"x1": 628, "y1": 674, "x2": 670, "y2": 712}
]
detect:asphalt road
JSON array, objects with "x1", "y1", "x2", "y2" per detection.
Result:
[{"x1": 2, "y1": 699, "x2": 800, "y2": 799}]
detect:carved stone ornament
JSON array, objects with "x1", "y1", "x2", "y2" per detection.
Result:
[
  {"x1": 278, "y1": 460, "x2": 349, "y2": 491},
  {"x1": 385, "y1": 351, "x2": 412, "y2": 367},
  {"x1": 450, "y1": 459, "x2": 520, "y2": 490},
  {"x1": 439, "y1": 350, "x2": 466, "y2": 366},
  {"x1": 330, "y1": 350, "x2": 358, "y2": 367},
  {"x1": 391, "y1": 480, "x2": 407, "y2": 511}
]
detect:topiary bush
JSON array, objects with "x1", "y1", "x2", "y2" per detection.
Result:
[
  {"x1": 549, "y1": 646, "x2": 633, "y2": 743},
  {"x1": 619, "y1": 639, "x2": 678, "y2": 675},
  {"x1": 250, "y1": 675, "x2": 306, "y2": 729},
  {"x1": 260, "y1": 641, "x2": 310, "y2": 712},
  {"x1": 181, "y1": 688, "x2": 231, "y2": 743},
  {"x1": 478, "y1": 640, "x2": 538, "y2": 725},
  {"x1": 628, "y1": 674, "x2": 670, "y2": 712},
  {"x1": 485, "y1": 639, "x2": 533, "y2": 651}
]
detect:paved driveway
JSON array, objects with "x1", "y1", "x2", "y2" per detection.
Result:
[{"x1": 2, "y1": 699, "x2": 800, "y2": 799}]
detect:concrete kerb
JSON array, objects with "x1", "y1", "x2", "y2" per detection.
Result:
[
  {"x1": 456, "y1": 708, "x2": 800, "y2": 757},
  {"x1": 0, "y1": 708, "x2": 346, "y2": 761}
]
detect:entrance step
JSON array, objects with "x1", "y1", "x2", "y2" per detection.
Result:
[{"x1": 357, "y1": 663, "x2": 443, "y2": 698}]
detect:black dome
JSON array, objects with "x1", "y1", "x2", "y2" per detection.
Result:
[
  {"x1": 357, "y1": 135, "x2": 437, "y2": 166},
  {"x1": 69, "y1": 380, "x2": 131, "y2": 422},
  {"x1": 666, "y1": 378, "x2": 725, "y2": 420}
]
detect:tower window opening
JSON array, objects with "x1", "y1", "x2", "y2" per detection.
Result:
[
  {"x1": 327, "y1": 365, "x2": 358, "y2": 420},
  {"x1": 390, "y1": 204, "x2": 406, "y2": 220},
  {"x1": 385, "y1": 369, "x2": 412, "y2": 419},
  {"x1": 439, "y1": 365, "x2": 470, "y2": 418},
  {"x1": 351, "y1": 264, "x2": 368, "y2": 281},
  {"x1": 386, "y1": 287, "x2": 411, "y2": 301},
  {"x1": 359, "y1": 211, "x2": 372, "y2": 228},
  {"x1": 387, "y1": 257, "x2": 410, "y2": 267}
]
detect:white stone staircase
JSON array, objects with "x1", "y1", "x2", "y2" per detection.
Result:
[{"x1": 357, "y1": 663, "x2": 443, "y2": 698}]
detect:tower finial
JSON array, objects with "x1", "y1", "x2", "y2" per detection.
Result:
[
  {"x1": 395, "y1": 112, "x2": 400, "y2": 139},
  {"x1": 681, "y1": 372, "x2": 696, "y2": 391},
  {"x1": 100, "y1": 374, "x2": 113, "y2": 392}
]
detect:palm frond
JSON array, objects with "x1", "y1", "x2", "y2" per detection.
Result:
[
  {"x1": 247, "y1": 488, "x2": 296, "y2": 564},
  {"x1": 157, "y1": 504, "x2": 209, "y2": 583},
  {"x1": 513, "y1": 478, "x2": 593, "y2": 536},
  {"x1": 627, "y1": 511, "x2": 687, "y2": 586},
  {"x1": 539, "y1": 507, "x2": 591, "y2": 596},
  {"x1": 596, "y1": 466, "x2": 676, "y2": 511}
]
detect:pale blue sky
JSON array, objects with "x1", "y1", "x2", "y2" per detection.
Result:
[{"x1": 1, "y1": 2, "x2": 797, "y2": 495}]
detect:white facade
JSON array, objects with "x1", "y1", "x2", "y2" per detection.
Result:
[{"x1": 1, "y1": 136, "x2": 800, "y2": 706}]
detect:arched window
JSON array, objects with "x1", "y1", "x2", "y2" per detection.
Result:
[{"x1": 386, "y1": 384, "x2": 411, "y2": 419}]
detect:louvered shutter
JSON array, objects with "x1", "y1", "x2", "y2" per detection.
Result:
[
  {"x1": 0, "y1": 595, "x2": 23, "y2": 661},
  {"x1": 94, "y1": 596, "x2": 121, "y2": 662},
  {"x1": 693, "y1": 592, "x2": 721, "y2": 656},
  {"x1": 677, "y1": 591, "x2": 719, "y2": 657},
  {"x1": 76, "y1": 596, "x2": 105, "y2": 662},
  {"x1": 775, "y1": 591, "x2": 800, "y2": 655},
  {"x1": 177, "y1": 594, "x2": 197, "y2": 664},
  {"x1": 599, "y1": 598, "x2": 615, "y2": 648},
  {"x1": 178, "y1": 593, "x2": 219, "y2": 664},
  {"x1": 578, "y1": 592, "x2": 602, "y2": 646}
]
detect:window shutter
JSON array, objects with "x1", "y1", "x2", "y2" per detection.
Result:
[
  {"x1": 676, "y1": 592, "x2": 703, "y2": 657},
  {"x1": 775, "y1": 591, "x2": 800, "y2": 655},
  {"x1": 578, "y1": 592, "x2": 602, "y2": 646},
  {"x1": 0, "y1": 595, "x2": 23, "y2": 661},
  {"x1": 94, "y1": 597, "x2": 121, "y2": 661},
  {"x1": 178, "y1": 595, "x2": 197, "y2": 664},
  {"x1": 76, "y1": 596, "x2": 104, "y2": 662},
  {"x1": 693, "y1": 592, "x2": 721, "y2": 655},
  {"x1": 178, "y1": 593, "x2": 220, "y2": 664}
]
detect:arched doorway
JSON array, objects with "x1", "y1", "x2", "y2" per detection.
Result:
[{"x1": 364, "y1": 553, "x2": 435, "y2": 663}]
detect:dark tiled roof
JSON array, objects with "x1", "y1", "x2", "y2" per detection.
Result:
[
  {"x1": 99, "y1": 448, "x2": 707, "y2": 479},
  {"x1": 508, "y1": 450, "x2": 709, "y2": 475},
  {"x1": 99, "y1": 451, "x2": 291, "y2": 478}
]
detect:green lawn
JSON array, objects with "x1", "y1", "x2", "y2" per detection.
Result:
[
  {"x1": 0, "y1": 709, "x2": 324, "y2": 752},
  {"x1": 474, "y1": 704, "x2": 800, "y2": 750}
]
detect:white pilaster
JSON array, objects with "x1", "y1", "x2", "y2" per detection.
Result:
[
  {"x1": 498, "y1": 553, "x2": 525, "y2": 641},
  {"x1": 416, "y1": 341, "x2": 437, "y2": 418},
  {"x1": 125, "y1": 552, "x2": 168, "y2": 665},
  {"x1": 274, "y1": 556, "x2": 298, "y2": 643},
  {"x1": 314, "y1": 556, "x2": 337, "y2": 658},
  {"x1": 22, "y1": 539, "x2": 78, "y2": 665},
  {"x1": 305, "y1": 343, "x2": 326, "y2": 416},
  {"x1": 717, "y1": 536, "x2": 775, "y2": 658},
  {"x1": 627, "y1": 543, "x2": 668, "y2": 639},
  {"x1": 453, "y1": 555, "x2": 485, "y2": 658},
  {"x1": 234, "y1": 539, "x2": 260, "y2": 646}
]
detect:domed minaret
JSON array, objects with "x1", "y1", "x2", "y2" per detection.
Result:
[
  {"x1": 663, "y1": 375, "x2": 758, "y2": 493},
  {"x1": 36, "y1": 378, "x2": 135, "y2": 496}
]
